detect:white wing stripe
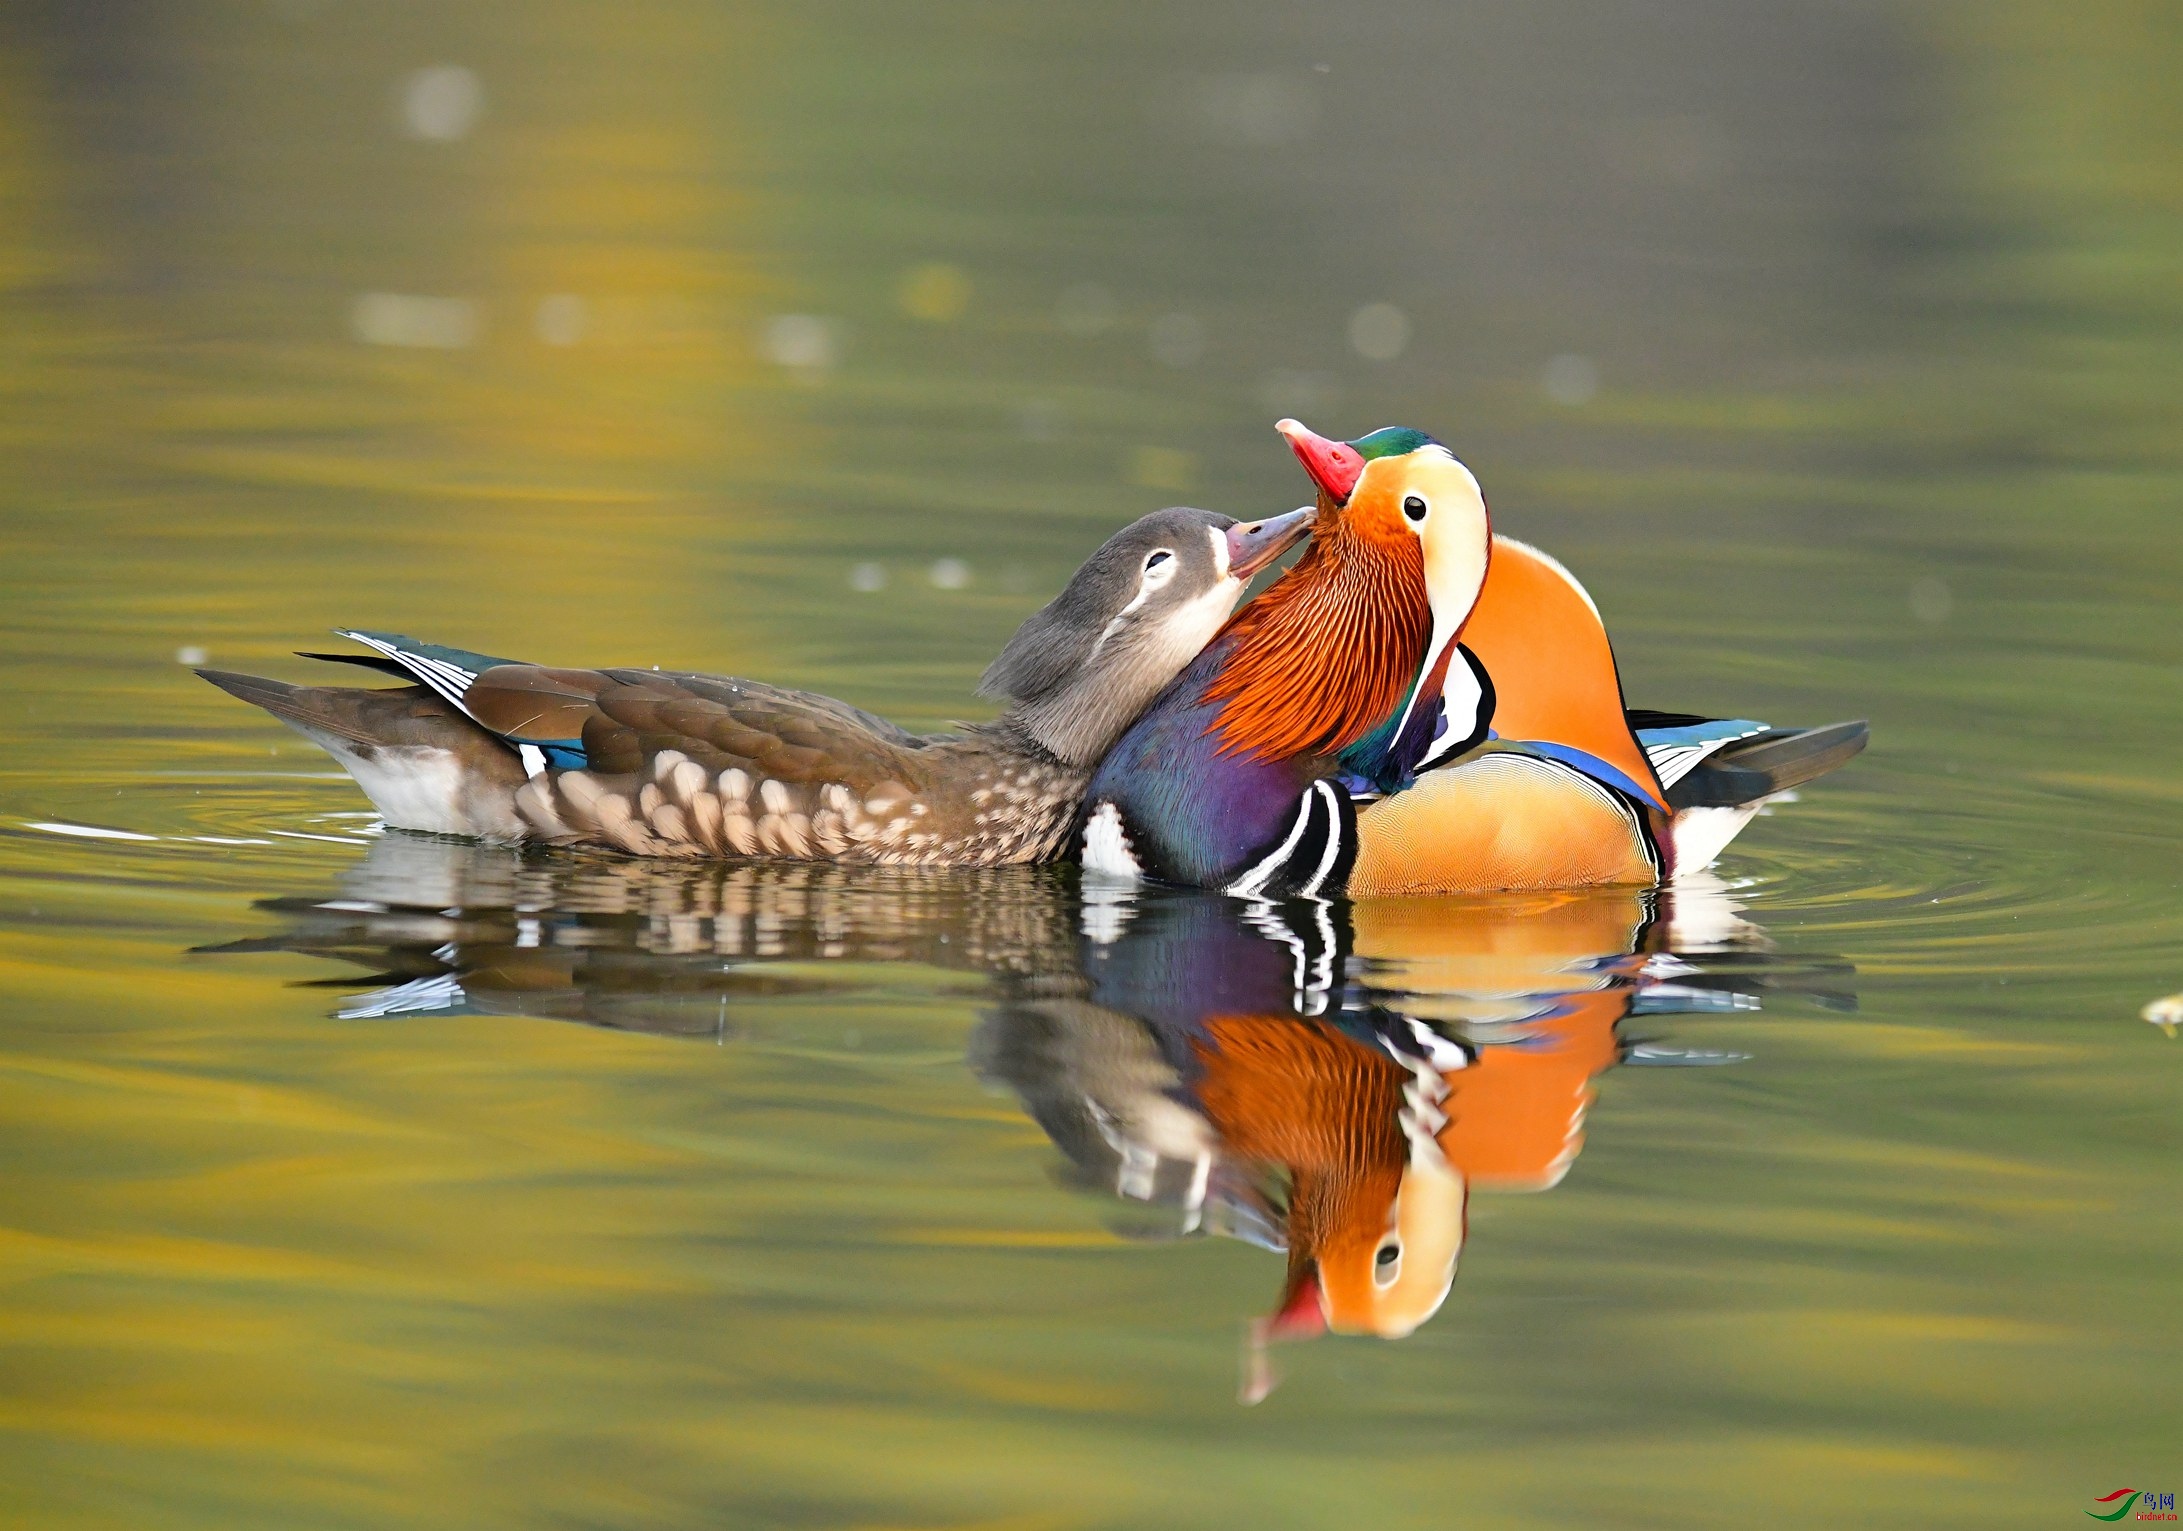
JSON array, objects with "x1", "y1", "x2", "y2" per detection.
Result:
[
  {"x1": 342, "y1": 633, "x2": 482, "y2": 717},
  {"x1": 1644, "y1": 726, "x2": 1768, "y2": 790}
]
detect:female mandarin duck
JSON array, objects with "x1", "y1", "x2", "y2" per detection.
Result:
[
  {"x1": 1079, "y1": 420, "x2": 1866, "y2": 896},
  {"x1": 197, "y1": 505, "x2": 1311, "y2": 865}
]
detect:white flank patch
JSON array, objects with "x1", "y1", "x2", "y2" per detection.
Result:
[
  {"x1": 1080, "y1": 802, "x2": 1142, "y2": 883},
  {"x1": 1672, "y1": 804, "x2": 1761, "y2": 875},
  {"x1": 327, "y1": 744, "x2": 472, "y2": 836}
]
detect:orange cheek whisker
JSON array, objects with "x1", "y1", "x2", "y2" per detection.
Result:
[{"x1": 1203, "y1": 516, "x2": 1430, "y2": 762}]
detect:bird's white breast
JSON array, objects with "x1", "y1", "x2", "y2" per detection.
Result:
[{"x1": 1080, "y1": 801, "x2": 1143, "y2": 882}]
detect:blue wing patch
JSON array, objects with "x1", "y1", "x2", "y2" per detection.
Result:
[
  {"x1": 1633, "y1": 718, "x2": 1769, "y2": 791},
  {"x1": 339, "y1": 630, "x2": 585, "y2": 774}
]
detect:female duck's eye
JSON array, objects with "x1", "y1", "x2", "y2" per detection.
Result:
[
  {"x1": 1402, "y1": 495, "x2": 1429, "y2": 524},
  {"x1": 1144, "y1": 549, "x2": 1174, "y2": 572}
]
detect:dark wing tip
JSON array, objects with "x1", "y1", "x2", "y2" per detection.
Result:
[{"x1": 1667, "y1": 719, "x2": 1869, "y2": 808}]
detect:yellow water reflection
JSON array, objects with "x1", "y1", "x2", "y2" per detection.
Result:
[
  {"x1": 3, "y1": 0, "x2": 2182, "y2": 1524},
  {"x1": 206, "y1": 841, "x2": 1851, "y2": 1401}
]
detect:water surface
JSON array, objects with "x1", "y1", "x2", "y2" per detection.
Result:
[{"x1": 2, "y1": 3, "x2": 2179, "y2": 1527}]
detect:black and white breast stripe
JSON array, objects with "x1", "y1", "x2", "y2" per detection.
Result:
[{"x1": 1222, "y1": 779, "x2": 1357, "y2": 900}]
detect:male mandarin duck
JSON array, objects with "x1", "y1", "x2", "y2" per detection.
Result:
[
  {"x1": 1079, "y1": 419, "x2": 1866, "y2": 896},
  {"x1": 197, "y1": 505, "x2": 1311, "y2": 866}
]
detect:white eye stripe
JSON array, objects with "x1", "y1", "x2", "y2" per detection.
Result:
[{"x1": 1084, "y1": 558, "x2": 1167, "y2": 662}]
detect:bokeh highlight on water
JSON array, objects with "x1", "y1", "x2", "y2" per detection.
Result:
[{"x1": 1, "y1": 2, "x2": 2179, "y2": 1526}]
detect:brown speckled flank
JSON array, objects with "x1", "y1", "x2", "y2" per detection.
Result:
[{"x1": 514, "y1": 736, "x2": 1086, "y2": 866}]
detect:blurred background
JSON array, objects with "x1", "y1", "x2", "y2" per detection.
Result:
[
  {"x1": 1, "y1": 2, "x2": 2179, "y2": 1528},
  {"x1": 4, "y1": 0, "x2": 2176, "y2": 730}
]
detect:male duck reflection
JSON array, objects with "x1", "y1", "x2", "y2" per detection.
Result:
[
  {"x1": 976, "y1": 883, "x2": 1809, "y2": 1399},
  {"x1": 198, "y1": 506, "x2": 1310, "y2": 864},
  {"x1": 1080, "y1": 420, "x2": 1868, "y2": 895}
]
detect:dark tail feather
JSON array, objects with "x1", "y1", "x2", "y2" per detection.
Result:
[
  {"x1": 296, "y1": 650, "x2": 414, "y2": 678},
  {"x1": 195, "y1": 668, "x2": 504, "y2": 756},
  {"x1": 1666, "y1": 720, "x2": 1868, "y2": 809}
]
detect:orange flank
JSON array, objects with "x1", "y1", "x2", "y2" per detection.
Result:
[
  {"x1": 1462, "y1": 535, "x2": 1666, "y2": 811},
  {"x1": 1342, "y1": 534, "x2": 1668, "y2": 894},
  {"x1": 1349, "y1": 751, "x2": 1656, "y2": 893}
]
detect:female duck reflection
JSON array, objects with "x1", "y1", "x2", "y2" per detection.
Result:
[{"x1": 210, "y1": 836, "x2": 1848, "y2": 1384}]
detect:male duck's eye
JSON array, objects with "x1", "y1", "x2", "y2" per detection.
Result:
[
  {"x1": 1144, "y1": 550, "x2": 1174, "y2": 572},
  {"x1": 1402, "y1": 495, "x2": 1429, "y2": 524},
  {"x1": 1374, "y1": 1240, "x2": 1402, "y2": 1287},
  {"x1": 1376, "y1": 1243, "x2": 1401, "y2": 1265}
]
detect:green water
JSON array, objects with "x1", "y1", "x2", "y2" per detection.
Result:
[{"x1": 2, "y1": 2, "x2": 2179, "y2": 1526}]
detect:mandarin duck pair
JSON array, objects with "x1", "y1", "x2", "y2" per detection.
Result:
[{"x1": 201, "y1": 421, "x2": 1864, "y2": 895}]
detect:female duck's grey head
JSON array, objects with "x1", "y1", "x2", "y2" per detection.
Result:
[{"x1": 980, "y1": 504, "x2": 1313, "y2": 766}]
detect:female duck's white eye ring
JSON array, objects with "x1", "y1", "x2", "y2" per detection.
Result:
[
  {"x1": 1402, "y1": 495, "x2": 1429, "y2": 525},
  {"x1": 1143, "y1": 549, "x2": 1174, "y2": 573}
]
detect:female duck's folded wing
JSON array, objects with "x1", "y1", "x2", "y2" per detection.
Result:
[
  {"x1": 463, "y1": 667, "x2": 1058, "y2": 864},
  {"x1": 204, "y1": 654, "x2": 955, "y2": 854},
  {"x1": 329, "y1": 622, "x2": 924, "y2": 783},
  {"x1": 461, "y1": 666, "x2": 925, "y2": 782}
]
